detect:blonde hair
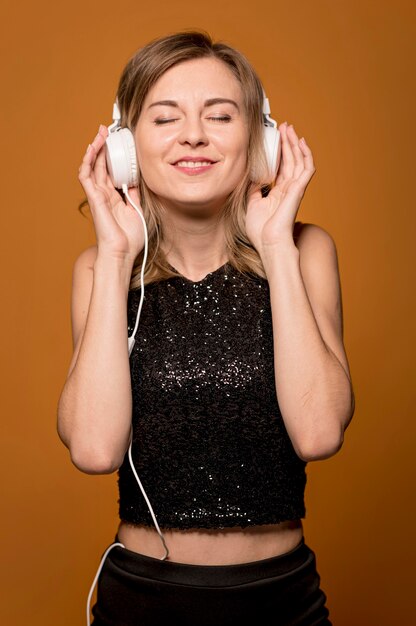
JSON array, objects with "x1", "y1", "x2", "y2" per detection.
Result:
[{"x1": 80, "y1": 29, "x2": 275, "y2": 289}]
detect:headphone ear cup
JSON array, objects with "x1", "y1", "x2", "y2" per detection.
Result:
[
  {"x1": 263, "y1": 125, "x2": 281, "y2": 181},
  {"x1": 105, "y1": 128, "x2": 138, "y2": 189}
]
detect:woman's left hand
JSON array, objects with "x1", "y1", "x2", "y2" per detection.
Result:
[{"x1": 245, "y1": 122, "x2": 316, "y2": 252}]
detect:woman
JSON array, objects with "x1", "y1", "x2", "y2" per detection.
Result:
[{"x1": 57, "y1": 29, "x2": 354, "y2": 626}]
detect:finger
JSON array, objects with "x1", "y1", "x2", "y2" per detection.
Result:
[
  {"x1": 94, "y1": 144, "x2": 109, "y2": 187},
  {"x1": 298, "y1": 137, "x2": 315, "y2": 175},
  {"x1": 286, "y1": 125, "x2": 305, "y2": 178},
  {"x1": 286, "y1": 142, "x2": 316, "y2": 195},
  {"x1": 279, "y1": 122, "x2": 295, "y2": 179},
  {"x1": 98, "y1": 124, "x2": 109, "y2": 139},
  {"x1": 90, "y1": 127, "x2": 107, "y2": 161},
  {"x1": 79, "y1": 130, "x2": 103, "y2": 178},
  {"x1": 274, "y1": 162, "x2": 286, "y2": 187},
  {"x1": 78, "y1": 143, "x2": 98, "y2": 190},
  {"x1": 106, "y1": 172, "x2": 114, "y2": 188},
  {"x1": 78, "y1": 127, "x2": 109, "y2": 189}
]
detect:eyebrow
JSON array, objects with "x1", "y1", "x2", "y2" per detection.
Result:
[{"x1": 147, "y1": 98, "x2": 240, "y2": 112}]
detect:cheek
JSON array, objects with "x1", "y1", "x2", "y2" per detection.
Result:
[
  {"x1": 225, "y1": 138, "x2": 249, "y2": 171},
  {"x1": 136, "y1": 133, "x2": 174, "y2": 170},
  {"x1": 135, "y1": 137, "x2": 171, "y2": 193},
  {"x1": 214, "y1": 128, "x2": 248, "y2": 160}
]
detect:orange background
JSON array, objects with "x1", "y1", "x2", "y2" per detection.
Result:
[{"x1": 1, "y1": 1, "x2": 415, "y2": 624}]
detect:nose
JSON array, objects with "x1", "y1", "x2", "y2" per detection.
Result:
[{"x1": 178, "y1": 114, "x2": 209, "y2": 148}]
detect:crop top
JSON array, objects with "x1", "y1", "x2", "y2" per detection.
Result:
[{"x1": 117, "y1": 261, "x2": 307, "y2": 530}]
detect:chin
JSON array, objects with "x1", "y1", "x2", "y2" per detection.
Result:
[{"x1": 165, "y1": 197, "x2": 227, "y2": 216}]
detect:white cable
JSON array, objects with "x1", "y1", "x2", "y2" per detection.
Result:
[
  {"x1": 85, "y1": 185, "x2": 169, "y2": 625},
  {"x1": 123, "y1": 184, "x2": 148, "y2": 357},
  {"x1": 127, "y1": 437, "x2": 170, "y2": 560},
  {"x1": 121, "y1": 184, "x2": 169, "y2": 560},
  {"x1": 122, "y1": 184, "x2": 169, "y2": 556},
  {"x1": 86, "y1": 541, "x2": 126, "y2": 626}
]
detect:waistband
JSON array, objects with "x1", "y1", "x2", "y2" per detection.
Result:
[{"x1": 107, "y1": 533, "x2": 314, "y2": 587}]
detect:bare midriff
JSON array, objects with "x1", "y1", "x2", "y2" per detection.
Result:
[{"x1": 117, "y1": 519, "x2": 304, "y2": 565}]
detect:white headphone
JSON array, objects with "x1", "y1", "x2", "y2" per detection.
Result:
[{"x1": 105, "y1": 90, "x2": 280, "y2": 189}]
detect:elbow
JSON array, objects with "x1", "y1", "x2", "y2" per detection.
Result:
[
  {"x1": 69, "y1": 446, "x2": 123, "y2": 474},
  {"x1": 58, "y1": 431, "x2": 128, "y2": 474},
  {"x1": 56, "y1": 404, "x2": 129, "y2": 475},
  {"x1": 67, "y1": 428, "x2": 126, "y2": 474},
  {"x1": 66, "y1": 426, "x2": 131, "y2": 474},
  {"x1": 297, "y1": 388, "x2": 354, "y2": 462},
  {"x1": 297, "y1": 424, "x2": 345, "y2": 462}
]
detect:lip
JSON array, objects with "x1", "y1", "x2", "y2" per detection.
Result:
[
  {"x1": 171, "y1": 163, "x2": 217, "y2": 176},
  {"x1": 171, "y1": 156, "x2": 217, "y2": 165}
]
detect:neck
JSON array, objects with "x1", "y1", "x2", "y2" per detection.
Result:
[{"x1": 161, "y1": 212, "x2": 228, "y2": 276}]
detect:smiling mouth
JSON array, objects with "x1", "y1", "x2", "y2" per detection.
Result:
[
  {"x1": 173, "y1": 161, "x2": 217, "y2": 168},
  {"x1": 171, "y1": 162, "x2": 218, "y2": 176}
]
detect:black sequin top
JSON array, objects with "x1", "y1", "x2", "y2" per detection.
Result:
[{"x1": 117, "y1": 261, "x2": 307, "y2": 530}]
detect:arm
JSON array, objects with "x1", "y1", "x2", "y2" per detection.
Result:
[
  {"x1": 261, "y1": 224, "x2": 355, "y2": 462},
  {"x1": 57, "y1": 245, "x2": 134, "y2": 474},
  {"x1": 57, "y1": 124, "x2": 145, "y2": 474},
  {"x1": 246, "y1": 122, "x2": 354, "y2": 462}
]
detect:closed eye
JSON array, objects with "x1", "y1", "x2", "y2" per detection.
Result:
[
  {"x1": 153, "y1": 116, "x2": 232, "y2": 125},
  {"x1": 211, "y1": 117, "x2": 231, "y2": 123}
]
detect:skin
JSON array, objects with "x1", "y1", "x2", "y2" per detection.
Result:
[
  {"x1": 132, "y1": 57, "x2": 251, "y2": 277},
  {"x1": 79, "y1": 56, "x2": 354, "y2": 564},
  {"x1": 134, "y1": 58, "x2": 249, "y2": 213}
]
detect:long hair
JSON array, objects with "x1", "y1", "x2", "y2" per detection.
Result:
[{"x1": 80, "y1": 29, "x2": 274, "y2": 289}]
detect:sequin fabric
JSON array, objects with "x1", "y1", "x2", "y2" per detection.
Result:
[{"x1": 117, "y1": 262, "x2": 307, "y2": 530}]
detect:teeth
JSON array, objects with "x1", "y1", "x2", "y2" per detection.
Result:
[{"x1": 176, "y1": 161, "x2": 213, "y2": 167}]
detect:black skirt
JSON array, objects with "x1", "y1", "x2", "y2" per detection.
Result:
[{"x1": 90, "y1": 533, "x2": 332, "y2": 626}]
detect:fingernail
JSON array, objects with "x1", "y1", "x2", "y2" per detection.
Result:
[
  {"x1": 87, "y1": 144, "x2": 92, "y2": 152},
  {"x1": 99, "y1": 124, "x2": 106, "y2": 133}
]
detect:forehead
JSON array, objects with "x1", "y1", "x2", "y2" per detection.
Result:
[{"x1": 143, "y1": 57, "x2": 243, "y2": 104}]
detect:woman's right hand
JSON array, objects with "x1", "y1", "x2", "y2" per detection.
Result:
[{"x1": 78, "y1": 124, "x2": 146, "y2": 265}]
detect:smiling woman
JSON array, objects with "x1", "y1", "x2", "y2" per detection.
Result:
[
  {"x1": 134, "y1": 57, "x2": 249, "y2": 215},
  {"x1": 57, "y1": 28, "x2": 353, "y2": 626}
]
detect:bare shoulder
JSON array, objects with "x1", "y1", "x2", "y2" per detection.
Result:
[
  {"x1": 73, "y1": 244, "x2": 99, "y2": 271},
  {"x1": 293, "y1": 221, "x2": 339, "y2": 281},
  {"x1": 292, "y1": 221, "x2": 340, "y2": 301},
  {"x1": 293, "y1": 221, "x2": 337, "y2": 254}
]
